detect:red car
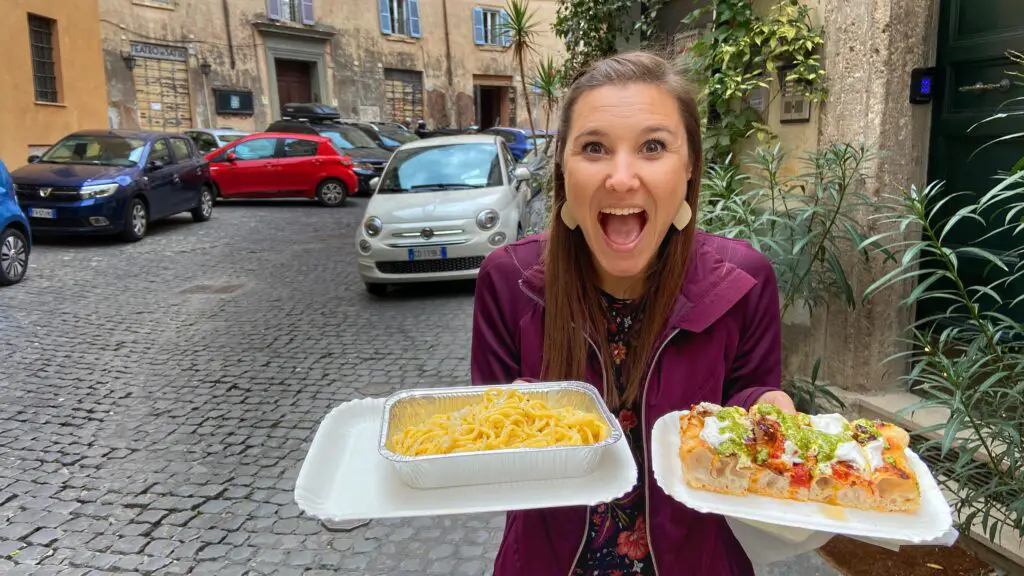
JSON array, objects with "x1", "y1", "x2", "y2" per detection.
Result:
[{"x1": 204, "y1": 132, "x2": 358, "y2": 206}]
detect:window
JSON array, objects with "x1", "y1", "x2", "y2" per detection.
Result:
[
  {"x1": 283, "y1": 138, "x2": 318, "y2": 157},
  {"x1": 267, "y1": 0, "x2": 314, "y2": 25},
  {"x1": 28, "y1": 14, "x2": 59, "y2": 103},
  {"x1": 318, "y1": 126, "x2": 377, "y2": 150},
  {"x1": 485, "y1": 129, "x2": 517, "y2": 145},
  {"x1": 41, "y1": 135, "x2": 146, "y2": 167},
  {"x1": 378, "y1": 143, "x2": 502, "y2": 192},
  {"x1": 188, "y1": 132, "x2": 220, "y2": 154},
  {"x1": 169, "y1": 138, "x2": 193, "y2": 162},
  {"x1": 472, "y1": 7, "x2": 510, "y2": 47},
  {"x1": 148, "y1": 140, "x2": 172, "y2": 166},
  {"x1": 378, "y1": 0, "x2": 421, "y2": 38},
  {"x1": 233, "y1": 138, "x2": 277, "y2": 160}
]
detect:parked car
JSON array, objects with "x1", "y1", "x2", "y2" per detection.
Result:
[
  {"x1": 355, "y1": 134, "x2": 532, "y2": 296},
  {"x1": 12, "y1": 130, "x2": 214, "y2": 242},
  {"x1": 185, "y1": 128, "x2": 249, "y2": 155},
  {"x1": 481, "y1": 127, "x2": 550, "y2": 161},
  {"x1": 371, "y1": 121, "x2": 412, "y2": 133},
  {"x1": 205, "y1": 132, "x2": 358, "y2": 207},
  {"x1": 0, "y1": 159, "x2": 30, "y2": 286},
  {"x1": 347, "y1": 121, "x2": 420, "y2": 152},
  {"x1": 266, "y1": 103, "x2": 390, "y2": 194}
]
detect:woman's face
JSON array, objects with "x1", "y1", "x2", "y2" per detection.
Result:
[{"x1": 562, "y1": 83, "x2": 691, "y2": 294}]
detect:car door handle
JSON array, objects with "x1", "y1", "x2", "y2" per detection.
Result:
[
  {"x1": 195, "y1": 168, "x2": 202, "y2": 176},
  {"x1": 172, "y1": 175, "x2": 181, "y2": 184}
]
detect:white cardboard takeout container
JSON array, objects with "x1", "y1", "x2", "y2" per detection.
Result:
[
  {"x1": 651, "y1": 410, "x2": 953, "y2": 544},
  {"x1": 294, "y1": 397, "x2": 638, "y2": 522}
]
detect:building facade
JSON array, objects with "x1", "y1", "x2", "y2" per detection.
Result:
[
  {"x1": 0, "y1": 0, "x2": 109, "y2": 169},
  {"x1": 99, "y1": 0, "x2": 563, "y2": 134}
]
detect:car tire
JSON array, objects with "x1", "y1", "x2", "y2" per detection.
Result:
[
  {"x1": 191, "y1": 185, "x2": 214, "y2": 223},
  {"x1": 0, "y1": 227, "x2": 29, "y2": 286},
  {"x1": 365, "y1": 283, "x2": 389, "y2": 297},
  {"x1": 316, "y1": 179, "x2": 348, "y2": 207},
  {"x1": 119, "y1": 198, "x2": 148, "y2": 242}
]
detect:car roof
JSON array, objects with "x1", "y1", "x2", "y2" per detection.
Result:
[
  {"x1": 188, "y1": 128, "x2": 250, "y2": 136},
  {"x1": 250, "y1": 132, "x2": 329, "y2": 141},
  {"x1": 400, "y1": 134, "x2": 500, "y2": 150},
  {"x1": 69, "y1": 129, "x2": 178, "y2": 141}
]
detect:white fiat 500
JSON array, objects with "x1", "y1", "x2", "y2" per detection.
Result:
[{"x1": 355, "y1": 134, "x2": 532, "y2": 295}]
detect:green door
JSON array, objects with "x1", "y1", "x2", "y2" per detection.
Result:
[{"x1": 925, "y1": 0, "x2": 1024, "y2": 325}]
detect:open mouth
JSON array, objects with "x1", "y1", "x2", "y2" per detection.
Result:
[{"x1": 598, "y1": 207, "x2": 648, "y2": 250}]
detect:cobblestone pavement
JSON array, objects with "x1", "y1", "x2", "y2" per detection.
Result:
[{"x1": 0, "y1": 199, "x2": 837, "y2": 575}]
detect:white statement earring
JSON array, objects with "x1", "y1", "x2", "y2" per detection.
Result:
[
  {"x1": 560, "y1": 202, "x2": 578, "y2": 230},
  {"x1": 673, "y1": 201, "x2": 692, "y2": 230}
]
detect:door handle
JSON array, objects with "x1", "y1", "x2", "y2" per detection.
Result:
[
  {"x1": 195, "y1": 168, "x2": 202, "y2": 176},
  {"x1": 958, "y1": 78, "x2": 1011, "y2": 93},
  {"x1": 172, "y1": 175, "x2": 181, "y2": 184}
]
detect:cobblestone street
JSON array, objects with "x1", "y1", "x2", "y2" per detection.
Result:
[{"x1": 0, "y1": 200, "x2": 837, "y2": 575}]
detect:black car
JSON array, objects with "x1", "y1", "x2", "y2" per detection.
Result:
[
  {"x1": 266, "y1": 103, "x2": 390, "y2": 194},
  {"x1": 346, "y1": 122, "x2": 420, "y2": 152}
]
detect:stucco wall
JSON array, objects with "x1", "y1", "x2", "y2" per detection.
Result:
[
  {"x1": 99, "y1": 0, "x2": 562, "y2": 133},
  {"x1": 0, "y1": 0, "x2": 108, "y2": 170}
]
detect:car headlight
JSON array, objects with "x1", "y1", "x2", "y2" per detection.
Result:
[
  {"x1": 79, "y1": 183, "x2": 119, "y2": 199},
  {"x1": 476, "y1": 209, "x2": 500, "y2": 231},
  {"x1": 364, "y1": 216, "x2": 382, "y2": 237},
  {"x1": 353, "y1": 162, "x2": 373, "y2": 172}
]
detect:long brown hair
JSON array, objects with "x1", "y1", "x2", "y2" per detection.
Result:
[{"x1": 542, "y1": 51, "x2": 703, "y2": 411}]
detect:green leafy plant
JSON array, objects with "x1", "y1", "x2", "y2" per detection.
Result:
[
  {"x1": 503, "y1": 0, "x2": 541, "y2": 148},
  {"x1": 969, "y1": 50, "x2": 1024, "y2": 175},
  {"x1": 683, "y1": 0, "x2": 827, "y2": 163},
  {"x1": 553, "y1": 0, "x2": 668, "y2": 82},
  {"x1": 533, "y1": 56, "x2": 561, "y2": 154},
  {"x1": 699, "y1": 143, "x2": 884, "y2": 413}
]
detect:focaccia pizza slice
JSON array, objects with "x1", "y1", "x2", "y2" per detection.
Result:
[
  {"x1": 851, "y1": 419, "x2": 921, "y2": 512},
  {"x1": 678, "y1": 403, "x2": 755, "y2": 495}
]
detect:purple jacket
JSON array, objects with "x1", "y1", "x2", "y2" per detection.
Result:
[{"x1": 470, "y1": 231, "x2": 782, "y2": 576}]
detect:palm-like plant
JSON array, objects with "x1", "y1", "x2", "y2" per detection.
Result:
[
  {"x1": 503, "y1": 0, "x2": 540, "y2": 149},
  {"x1": 533, "y1": 56, "x2": 560, "y2": 154}
]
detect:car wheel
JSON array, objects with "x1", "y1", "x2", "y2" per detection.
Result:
[
  {"x1": 365, "y1": 283, "x2": 389, "y2": 297},
  {"x1": 0, "y1": 227, "x2": 29, "y2": 286},
  {"x1": 120, "y1": 198, "x2": 148, "y2": 242},
  {"x1": 317, "y1": 179, "x2": 348, "y2": 207},
  {"x1": 191, "y1": 186, "x2": 214, "y2": 222}
]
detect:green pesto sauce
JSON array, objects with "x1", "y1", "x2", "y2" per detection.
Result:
[
  {"x1": 753, "y1": 403, "x2": 850, "y2": 461},
  {"x1": 755, "y1": 447, "x2": 769, "y2": 465},
  {"x1": 851, "y1": 418, "x2": 880, "y2": 441},
  {"x1": 711, "y1": 408, "x2": 754, "y2": 466},
  {"x1": 884, "y1": 455, "x2": 897, "y2": 467}
]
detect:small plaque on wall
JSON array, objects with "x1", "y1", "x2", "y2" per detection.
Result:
[
  {"x1": 213, "y1": 89, "x2": 255, "y2": 116},
  {"x1": 778, "y1": 65, "x2": 812, "y2": 124}
]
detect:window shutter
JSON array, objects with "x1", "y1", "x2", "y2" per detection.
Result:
[
  {"x1": 408, "y1": 0, "x2": 421, "y2": 38},
  {"x1": 267, "y1": 0, "x2": 282, "y2": 20},
  {"x1": 300, "y1": 0, "x2": 314, "y2": 24},
  {"x1": 500, "y1": 10, "x2": 511, "y2": 47},
  {"x1": 378, "y1": 0, "x2": 392, "y2": 34},
  {"x1": 472, "y1": 7, "x2": 485, "y2": 45}
]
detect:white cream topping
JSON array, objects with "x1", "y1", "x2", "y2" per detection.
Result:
[
  {"x1": 600, "y1": 207, "x2": 645, "y2": 216},
  {"x1": 834, "y1": 441, "x2": 868, "y2": 471},
  {"x1": 809, "y1": 413, "x2": 848, "y2": 435},
  {"x1": 781, "y1": 440, "x2": 804, "y2": 465},
  {"x1": 865, "y1": 439, "x2": 886, "y2": 470},
  {"x1": 699, "y1": 416, "x2": 734, "y2": 449}
]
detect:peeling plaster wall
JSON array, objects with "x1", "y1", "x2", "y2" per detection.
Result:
[{"x1": 100, "y1": 0, "x2": 563, "y2": 133}]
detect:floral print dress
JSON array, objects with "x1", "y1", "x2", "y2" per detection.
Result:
[{"x1": 572, "y1": 293, "x2": 654, "y2": 576}]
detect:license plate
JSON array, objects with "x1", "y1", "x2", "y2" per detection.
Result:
[
  {"x1": 408, "y1": 247, "x2": 447, "y2": 261},
  {"x1": 29, "y1": 208, "x2": 55, "y2": 219}
]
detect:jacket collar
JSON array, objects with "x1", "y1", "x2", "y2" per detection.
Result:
[{"x1": 517, "y1": 232, "x2": 757, "y2": 333}]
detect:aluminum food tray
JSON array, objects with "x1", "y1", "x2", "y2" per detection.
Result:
[{"x1": 378, "y1": 381, "x2": 623, "y2": 489}]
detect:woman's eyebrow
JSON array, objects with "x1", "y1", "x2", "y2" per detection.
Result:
[{"x1": 572, "y1": 124, "x2": 678, "y2": 144}]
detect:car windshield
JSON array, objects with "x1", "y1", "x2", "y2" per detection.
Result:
[
  {"x1": 40, "y1": 135, "x2": 147, "y2": 166},
  {"x1": 378, "y1": 143, "x2": 502, "y2": 193},
  {"x1": 319, "y1": 125, "x2": 378, "y2": 149},
  {"x1": 380, "y1": 129, "x2": 419, "y2": 144},
  {"x1": 219, "y1": 134, "x2": 245, "y2": 144}
]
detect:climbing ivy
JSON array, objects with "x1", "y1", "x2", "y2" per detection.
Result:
[
  {"x1": 683, "y1": 0, "x2": 827, "y2": 163},
  {"x1": 553, "y1": 0, "x2": 668, "y2": 82}
]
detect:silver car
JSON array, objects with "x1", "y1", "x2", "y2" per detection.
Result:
[{"x1": 185, "y1": 128, "x2": 250, "y2": 155}]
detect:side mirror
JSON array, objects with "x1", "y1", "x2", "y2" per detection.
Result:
[
  {"x1": 27, "y1": 154, "x2": 41, "y2": 164},
  {"x1": 147, "y1": 160, "x2": 164, "y2": 172},
  {"x1": 369, "y1": 177, "x2": 380, "y2": 191},
  {"x1": 225, "y1": 150, "x2": 237, "y2": 162},
  {"x1": 514, "y1": 166, "x2": 531, "y2": 181}
]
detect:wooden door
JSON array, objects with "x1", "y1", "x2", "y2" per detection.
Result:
[
  {"x1": 923, "y1": 0, "x2": 1024, "y2": 325},
  {"x1": 276, "y1": 60, "x2": 312, "y2": 109}
]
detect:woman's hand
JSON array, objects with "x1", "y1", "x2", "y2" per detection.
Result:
[{"x1": 754, "y1": 390, "x2": 797, "y2": 415}]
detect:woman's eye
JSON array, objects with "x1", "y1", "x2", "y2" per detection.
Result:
[
  {"x1": 641, "y1": 139, "x2": 666, "y2": 155},
  {"x1": 581, "y1": 142, "x2": 606, "y2": 155}
]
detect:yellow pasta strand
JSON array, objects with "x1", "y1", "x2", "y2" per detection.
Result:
[{"x1": 390, "y1": 389, "x2": 610, "y2": 456}]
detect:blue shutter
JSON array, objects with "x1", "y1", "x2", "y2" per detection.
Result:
[
  {"x1": 379, "y1": 0, "x2": 392, "y2": 34},
  {"x1": 500, "y1": 10, "x2": 511, "y2": 47},
  {"x1": 408, "y1": 0, "x2": 421, "y2": 38},
  {"x1": 472, "y1": 7, "x2": 485, "y2": 45},
  {"x1": 300, "y1": 0, "x2": 315, "y2": 24},
  {"x1": 267, "y1": 0, "x2": 282, "y2": 20}
]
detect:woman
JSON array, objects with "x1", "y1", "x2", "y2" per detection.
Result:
[{"x1": 470, "y1": 51, "x2": 796, "y2": 575}]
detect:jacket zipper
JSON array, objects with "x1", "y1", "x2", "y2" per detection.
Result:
[{"x1": 641, "y1": 328, "x2": 680, "y2": 576}]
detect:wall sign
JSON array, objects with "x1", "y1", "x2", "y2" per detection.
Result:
[
  {"x1": 213, "y1": 89, "x2": 255, "y2": 115},
  {"x1": 130, "y1": 42, "x2": 188, "y2": 62},
  {"x1": 778, "y1": 65, "x2": 812, "y2": 124}
]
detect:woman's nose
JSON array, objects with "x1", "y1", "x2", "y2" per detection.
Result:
[{"x1": 605, "y1": 151, "x2": 640, "y2": 193}]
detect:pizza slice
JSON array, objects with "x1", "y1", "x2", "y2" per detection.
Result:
[{"x1": 678, "y1": 403, "x2": 755, "y2": 495}]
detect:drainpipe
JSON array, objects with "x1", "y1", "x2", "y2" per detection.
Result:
[
  {"x1": 222, "y1": 0, "x2": 236, "y2": 69},
  {"x1": 442, "y1": 0, "x2": 457, "y2": 128}
]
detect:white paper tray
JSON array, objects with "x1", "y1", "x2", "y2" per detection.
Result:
[
  {"x1": 651, "y1": 410, "x2": 953, "y2": 543},
  {"x1": 294, "y1": 398, "x2": 638, "y2": 522}
]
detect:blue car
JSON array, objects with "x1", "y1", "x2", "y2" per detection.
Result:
[
  {"x1": 481, "y1": 127, "x2": 550, "y2": 161},
  {"x1": 12, "y1": 130, "x2": 215, "y2": 242},
  {"x1": 1, "y1": 159, "x2": 31, "y2": 286}
]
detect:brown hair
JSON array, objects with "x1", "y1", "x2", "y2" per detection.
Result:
[{"x1": 542, "y1": 50, "x2": 703, "y2": 411}]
